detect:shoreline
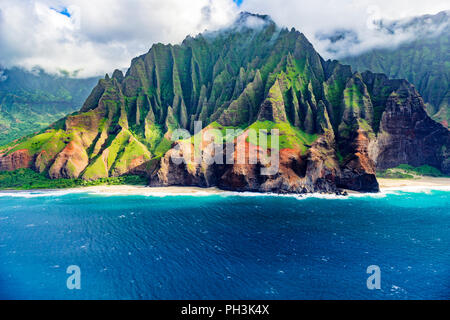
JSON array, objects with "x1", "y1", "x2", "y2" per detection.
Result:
[
  {"x1": 0, "y1": 177, "x2": 449, "y2": 196},
  {"x1": 377, "y1": 177, "x2": 450, "y2": 191}
]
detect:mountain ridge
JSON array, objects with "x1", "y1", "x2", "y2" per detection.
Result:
[
  {"x1": 0, "y1": 67, "x2": 99, "y2": 146},
  {"x1": 336, "y1": 10, "x2": 449, "y2": 128},
  {"x1": 1, "y1": 12, "x2": 448, "y2": 193}
]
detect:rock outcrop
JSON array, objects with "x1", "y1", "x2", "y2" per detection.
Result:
[
  {"x1": 370, "y1": 82, "x2": 450, "y2": 174},
  {"x1": 48, "y1": 141, "x2": 89, "y2": 179},
  {"x1": 338, "y1": 129, "x2": 379, "y2": 192},
  {"x1": 0, "y1": 149, "x2": 32, "y2": 172},
  {"x1": 151, "y1": 130, "x2": 348, "y2": 194}
]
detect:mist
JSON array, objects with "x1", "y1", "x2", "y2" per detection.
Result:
[{"x1": 241, "y1": 0, "x2": 450, "y2": 59}]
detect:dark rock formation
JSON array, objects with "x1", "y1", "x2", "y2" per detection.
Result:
[{"x1": 370, "y1": 82, "x2": 450, "y2": 175}]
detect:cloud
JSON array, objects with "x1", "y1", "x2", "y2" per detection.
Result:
[
  {"x1": 240, "y1": 0, "x2": 450, "y2": 59},
  {"x1": 0, "y1": 0, "x2": 239, "y2": 78},
  {"x1": 0, "y1": 0, "x2": 448, "y2": 77}
]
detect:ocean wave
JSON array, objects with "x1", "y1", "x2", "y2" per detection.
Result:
[
  {"x1": 85, "y1": 190, "x2": 220, "y2": 197},
  {"x1": 219, "y1": 191, "x2": 389, "y2": 200},
  {"x1": 0, "y1": 189, "x2": 86, "y2": 198},
  {"x1": 0, "y1": 185, "x2": 448, "y2": 199}
]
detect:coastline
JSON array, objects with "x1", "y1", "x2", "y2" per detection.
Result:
[
  {"x1": 0, "y1": 176, "x2": 449, "y2": 196},
  {"x1": 377, "y1": 177, "x2": 450, "y2": 191},
  {"x1": 0, "y1": 185, "x2": 224, "y2": 196},
  {"x1": 81, "y1": 178, "x2": 450, "y2": 195},
  {"x1": 75, "y1": 185, "x2": 225, "y2": 196}
]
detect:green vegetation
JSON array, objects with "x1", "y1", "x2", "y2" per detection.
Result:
[
  {"x1": 82, "y1": 156, "x2": 109, "y2": 181},
  {"x1": 207, "y1": 121, "x2": 245, "y2": 139},
  {"x1": 396, "y1": 164, "x2": 446, "y2": 177},
  {"x1": 247, "y1": 120, "x2": 317, "y2": 152},
  {"x1": 344, "y1": 84, "x2": 363, "y2": 110},
  {"x1": 0, "y1": 67, "x2": 99, "y2": 145},
  {"x1": 0, "y1": 168, "x2": 147, "y2": 190},
  {"x1": 6, "y1": 130, "x2": 65, "y2": 156},
  {"x1": 377, "y1": 169, "x2": 415, "y2": 179},
  {"x1": 377, "y1": 164, "x2": 447, "y2": 179},
  {"x1": 106, "y1": 130, "x2": 132, "y2": 169},
  {"x1": 153, "y1": 138, "x2": 173, "y2": 158}
]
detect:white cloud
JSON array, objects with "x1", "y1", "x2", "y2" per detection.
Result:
[
  {"x1": 0, "y1": 0, "x2": 239, "y2": 77},
  {"x1": 0, "y1": 0, "x2": 448, "y2": 77},
  {"x1": 240, "y1": 0, "x2": 450, "y2": 59}
]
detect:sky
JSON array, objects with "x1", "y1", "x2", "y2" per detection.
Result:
[{"x1": 0, "y1": 0, "x2": 448, "y2": 78}]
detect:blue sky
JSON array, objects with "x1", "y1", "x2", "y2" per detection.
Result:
[{"x1": 52, "y1": 7, "x2": 71, "y2": 18}]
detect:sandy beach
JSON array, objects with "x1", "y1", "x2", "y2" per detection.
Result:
[
  {"x1": 377, "y1": 177, "x2": 450, "y2": 191},
  {"x1": 74, "y1": 177, "x2": 450, "y2": 195},
  {"x1": 1, "y1": 177, "x2": 449, "y2": 196},
  {"x1": 77, "y1": 185, "x2": 225, "y2": 196}
]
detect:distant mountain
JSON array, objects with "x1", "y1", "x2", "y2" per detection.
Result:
[
  {"x1": 1, "y1": 12, "x2": 448, "y2": 193},
  {"x1": 334, "y1": 11, "x2": 449, "y2": 127},
  {"x1": 0, "y1": 67, "x2": 99, "y2": 145}
]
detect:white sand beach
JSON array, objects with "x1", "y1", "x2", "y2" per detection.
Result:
[
  {"x1": 1, "y1": 177, "x2": 449, "y2": 197},
  {"x1": 74, "y1": 177, "x2": 450, "y2": 196},
  {"x1": 77, "y1": 185, "x2": 224, "y2": 196},
  {"x1": 377, "y1": 177, "x2": 450, "y2": 191}
]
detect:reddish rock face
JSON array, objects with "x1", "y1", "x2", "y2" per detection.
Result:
[
  {"x1": 150, "y1": 132, "x2": 345, "y2": 194},
  {"x1": 0, "y1": 149, "x2": 32, "y2": 171},
  {"x1": 48, "y1": 141, "x2": 89, "y2": 179}
]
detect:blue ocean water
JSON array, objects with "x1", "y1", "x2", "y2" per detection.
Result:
[{"x1": 0, "y1": 189, "x2": 448, "y2": 300}]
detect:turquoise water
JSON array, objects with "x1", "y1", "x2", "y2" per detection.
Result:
[{"x1": 0, "y1": 189, "x2": 448, "y2": 300}]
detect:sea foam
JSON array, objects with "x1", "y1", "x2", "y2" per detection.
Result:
[{"x1": 0, "y1": 185, "x2": 448, "y2": 199}]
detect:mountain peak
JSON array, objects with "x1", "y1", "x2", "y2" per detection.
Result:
[
  {"x1": 236, "y1": 11, "x2": 273, "y2": 23},
  {"x1": 232, "y1": 11, "x2": 275, "y2": 31}
]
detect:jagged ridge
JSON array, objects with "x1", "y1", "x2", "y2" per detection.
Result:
[{"x1": 1, "y1": 12, "x2": 449, "y2": 193}]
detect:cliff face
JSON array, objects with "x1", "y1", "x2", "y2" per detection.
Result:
[
  {"x1": 370, "y1": 81, "x2": 450, "y2": 173},
  {"x1": 0, "y1": 12, "x2": 448, "y2": 193},
  {"x1": 150, "y1": 130, "x2": 341, "y2": 193}
]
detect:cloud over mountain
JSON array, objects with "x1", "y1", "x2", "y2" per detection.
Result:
[
  {"x1": 241, "y1": 0, "x2": 449, "y2": 59},
  {"x1": 0, "y1": 0, "x2": 239, "y2": 77},
  {"x1": 0, "y1": 0, "x2": 448, "y2": 77}
]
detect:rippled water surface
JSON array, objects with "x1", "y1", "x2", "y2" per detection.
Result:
[{"x1": 0, "y1": 189, "x2": 449, "y2": 299}]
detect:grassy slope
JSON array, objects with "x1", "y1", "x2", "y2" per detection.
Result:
[
  {"x1": 377, "y1": 164, "x2": 448, "y2": 179},
  {"x1": 247, "y1": 120, "x2": 317, "y2": 152},
  {"x1": 0, "y1": 168, "x2": 147, "y2": 190}
]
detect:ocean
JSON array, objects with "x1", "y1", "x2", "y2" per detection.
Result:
[{"x1": 0, "y1": 188, "x2": 448, "y2": 300}]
